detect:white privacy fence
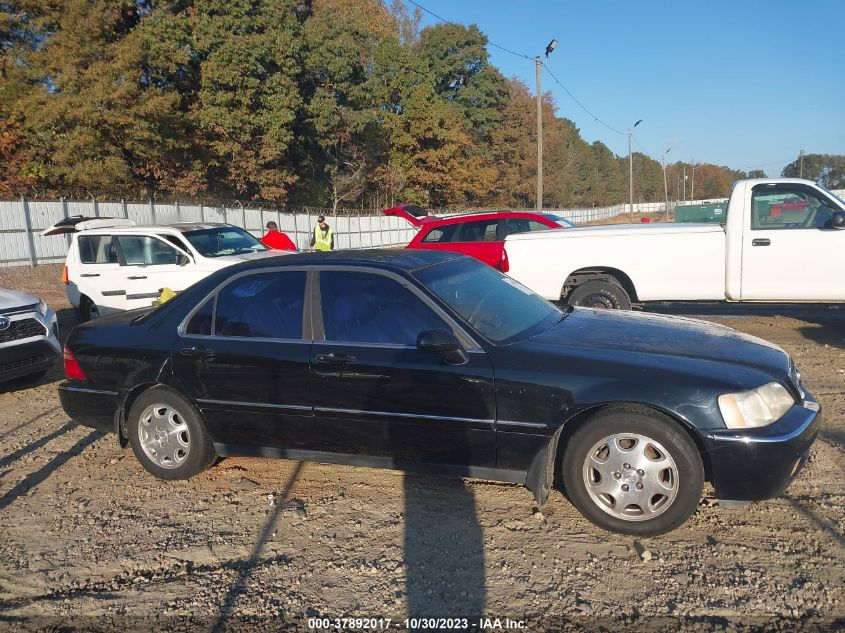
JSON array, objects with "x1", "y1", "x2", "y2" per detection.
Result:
[{"x1": 0, "y1": 199, "x2": 418, "y2": 267}]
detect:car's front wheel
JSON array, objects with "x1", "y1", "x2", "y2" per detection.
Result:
[
  {"x1": 561, "y1": 406, "x2": 704, "y2": 536},
  {"x1": 127, "y1": 386, "x2": 216, "y2": 480}
]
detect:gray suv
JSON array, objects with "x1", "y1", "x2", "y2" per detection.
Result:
[{"x1": 0, "y1": 288, "x2": 61, "y2": 384}]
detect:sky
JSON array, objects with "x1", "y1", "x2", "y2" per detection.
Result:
[{"x1": 412, "y1": 0, "x2": 845, "y2": 176}]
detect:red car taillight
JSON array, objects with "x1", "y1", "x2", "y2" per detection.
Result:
[
  {"x1": 63, "y1": 346, "x2": 87, "y2": 381},
  {"x1": 61, "y1": 265, "x2": 69, "y2": 285},
  {"x1": 500, "y1": 248, "x2": 510, "y2": 272}
]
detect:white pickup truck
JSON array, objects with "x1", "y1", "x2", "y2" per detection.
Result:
[{"x1": 504, "y1": 178, "x2": 845, "y2": 309}]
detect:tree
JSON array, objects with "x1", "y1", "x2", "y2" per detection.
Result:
[
  {"x1": 782, "y1": 153, "x2": 845, "y2": 190},
  {"x1": 747, "y1": 169, "x2": 766, "y2": 179}
]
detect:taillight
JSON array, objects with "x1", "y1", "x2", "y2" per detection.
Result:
[
  {"x1": 500, "y1": 248, "x2": 510, "y2": 273},
  {"x1": 61, "y1": 265, "x2": 69, "y2": 285},
  {"x1": 63, "y1": 347, "x2": 87, "y2": 381}
]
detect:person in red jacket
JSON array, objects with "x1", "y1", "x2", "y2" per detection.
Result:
[{"x1": 260, "y1": 221, "x2": 297, "y2": 251}]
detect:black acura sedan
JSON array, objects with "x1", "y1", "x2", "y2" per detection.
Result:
[{"x1": 58, "y1": 250, "x2": 820, "y2": 536}]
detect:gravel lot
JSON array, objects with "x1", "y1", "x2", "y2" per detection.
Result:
[{"x1": 0, "y1": 266, "x2": 843, "y2": 631}]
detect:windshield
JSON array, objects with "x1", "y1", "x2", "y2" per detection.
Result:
[
  {"x1": 818, "y1": 184, "x2": 845, "y2": 209},
  {"x1": 414, "y1": 258, "x2": 562, "y2": 344},
  {"x1": 542, "y1": 213, "x2": 576, "y2": 228},
  {"x1": 184, "y1": 227, "x2": 268, "y2": 258}
]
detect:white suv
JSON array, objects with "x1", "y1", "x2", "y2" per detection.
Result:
[{"x1": 44, "y1": 218, "x2": 282, "y2": 320}]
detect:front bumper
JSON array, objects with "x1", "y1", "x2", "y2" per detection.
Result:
[
  {"x1": 700, "y1": 392, "x2": 821, "y2": 501},
  {"x1": 0, "y1": 308, "x2": 61, "y2": 383}
]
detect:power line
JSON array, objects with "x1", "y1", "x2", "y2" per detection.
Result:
[
  {"x1": 741, "y1": 158, "x2": 793, "y2": 170},
  {"x1": 631, "y1": 135, "x2": 656, "y2": 160},
  {"x1": 541, "y1": 62, "x2": 625, "y2": 136},
  {"x1": 407, "y1": 1, "x2": 628, "y2": 141},
  {"x1": 405, "y1": 0, "x2": 532, "y2": 60}
]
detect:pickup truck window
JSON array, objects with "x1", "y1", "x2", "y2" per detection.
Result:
[{"x1": 751, "y1": 186, "x2": 839, "y2": 230}]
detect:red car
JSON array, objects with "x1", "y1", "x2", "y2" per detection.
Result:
[{"x1": 385, "y1": 205, "x2": 574, "y2": 270}]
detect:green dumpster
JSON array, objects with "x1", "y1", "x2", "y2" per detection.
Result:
[{"x1": 675, "y1": 201, "x2": 728, "y2": 223}]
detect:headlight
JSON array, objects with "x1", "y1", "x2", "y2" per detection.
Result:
[
  {"x1": 36, "y1": 300, "x2": 48, "y2": 318},
  {"x1": 718, "y1": 382, "x2": 795, "y2": 429}
]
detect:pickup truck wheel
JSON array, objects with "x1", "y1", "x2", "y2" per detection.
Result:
[
  {"x1": 127, "y1": 386, "x2": 216, "y2": 480},
  {"x1": 78, "y1": 296, "x2": 100, "y2": 322},
  {"x1": 561, "y1": 407, "x2": 704, "y2": 536},
  {"x1": 567, "y1": 278, "x2": 631, "y2": 310}
]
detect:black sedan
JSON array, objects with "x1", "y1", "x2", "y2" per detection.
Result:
[{"x1": 58, "y1": 250, "x2": 820, "y2": 536}]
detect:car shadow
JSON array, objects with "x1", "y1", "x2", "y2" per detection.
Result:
[
  {"x1": 211, "y1": 461, "x2": 305, "y2": 633},
  {"x1": 0, "y1": 428, "x2": 102, "y2": 511},
  {"x1": 402, "y1": 472, "x2": 486, "y2": 628}
]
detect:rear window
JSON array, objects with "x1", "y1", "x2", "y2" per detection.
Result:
[
  {"x1": 421, "y1": 224, "x2": 460, "y2": 243},
  {"x1": 214, "y1": 272, "x2": 306, "y2": 339},
  {"x1": 78, "y1": 235, "x2": 117, "y2": 264}
]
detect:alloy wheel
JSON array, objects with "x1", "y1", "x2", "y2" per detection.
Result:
[
  {"x1": 581, "y1": 432, "x2": 679, "y2": 521},
  {"x1": 138, "y1": 404, "x2": 191, "y2": 469}
]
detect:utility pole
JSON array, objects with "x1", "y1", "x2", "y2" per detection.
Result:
[
  {"x1": 662, "y1": 148, "x2": 671, "y2": 222},
  {"x1": 799, "y1": 149, "x2": 805, "y2": 178},
  {"x1": 628, "y1": 119, "x2": 642, "y2": 223},
  {"x1": 691, "y1": 162, "x2": 696, "y2": 201},
  {"x1": 535, "y1": 56, "x2": 543, "y2": 213},
  {"x1": 682, "y1": 164, "x2": 686, "y2": 202}
]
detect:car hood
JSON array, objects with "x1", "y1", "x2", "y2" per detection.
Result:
[
  {"x1": 0, "y1": 287, "x2": 39, "y2": 311},
  {"x1": 203, "y1": 250, "x2": 288, "y2": 267},
  {"x1": 524, "y1": 307, "x2": 790, "y2": 375}
]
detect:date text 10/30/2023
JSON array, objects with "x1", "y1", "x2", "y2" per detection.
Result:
[{"x1": 307, "y1": 617, "x2": 527, "y2": 630}]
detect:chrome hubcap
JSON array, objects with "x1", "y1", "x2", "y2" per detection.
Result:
[
  {"x1": 582, "y1": 433, "x2": 678, "y2": 521},
  {"x1": 138, "y1": 404, "x2": 190, "y2": 469}
]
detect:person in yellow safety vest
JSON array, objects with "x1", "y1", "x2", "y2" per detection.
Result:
[{"x1": 311, "y1": 215, "x2": 335, "y2": 251}]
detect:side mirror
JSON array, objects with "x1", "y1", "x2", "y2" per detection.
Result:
[
  {"x1": 177, "y1": 253, "x2": 191, "y2": 266},
  {"x1": 417, "y1": 329, "x2": 461, "y2": 354},
  {"x1": 830, "y1": 211, "x2": 845, "y2": 229}
]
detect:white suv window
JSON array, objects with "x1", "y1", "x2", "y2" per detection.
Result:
[
  {"x1": 115, "y1": 235, "x2": 182, "y2": 266},
  {"x1": 78, "y1": 235, "x2": 118, "y2": 264}
]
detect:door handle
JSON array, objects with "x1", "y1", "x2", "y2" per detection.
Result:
[
  {"x1": 80, "y1": 273, "x2": 100, "y2": 277},
  {"x1": 752, "y1": 238, "x2": 771, "y2": 246},
  {"x1": 179, "y1": 346, "x2": 215, "y2": 361},
  {"x1": 127, "y1": 275, "x2": 147, "y2": 280},
  {"x1": 315, "y1": 353, "x2": 357, "y2": 365}
]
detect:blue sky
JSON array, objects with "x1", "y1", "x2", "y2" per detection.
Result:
[{"x1": 413, "y1": 0, "x2": 845, "y2": 176}]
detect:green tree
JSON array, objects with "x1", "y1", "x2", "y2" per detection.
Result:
[{"x1": 782, "y1": 153, "x2": 845, "y2": 189}]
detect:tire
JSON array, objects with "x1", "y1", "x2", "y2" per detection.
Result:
[
  {"x1": 78, "y1": 296, "x2": 100, "y2": 322},
  {"x1": 567, "y1": 277, "x2": 631, "y2": 310},
  {"x1": 561, "y1": 406, "x2": 704, "y2": 536},
  {"x1": 127, "y1": 385, "x2": 216, "y2": 480}
]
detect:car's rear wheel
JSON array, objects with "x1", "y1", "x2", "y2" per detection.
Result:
[
  {"x1": 127, "y1": 386, "x2": 216, "y2": 480},
  {"x1": 567, "y1": 277, "x2": 631, "y2": 310},
  {"x1": 79, "y1": 296, "x2": 100, "y2": 322},
  {"x1": 561, "y1": 406, "x2": 703, "y2": 536}
]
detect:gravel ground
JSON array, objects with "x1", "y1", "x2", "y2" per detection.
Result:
[{"x1": 0, "y1": 267, "x2": 843, "y2": 632}]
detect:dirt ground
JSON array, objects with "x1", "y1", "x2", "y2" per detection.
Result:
[{"x1": 0, "y1": 266, "x2": 843, "y2": 632}]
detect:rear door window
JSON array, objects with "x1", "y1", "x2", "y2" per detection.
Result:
[
  {"x1": 78, "y1": 235, "x2": 118, "y2": 264},
  {"x1": 115, "y1": 235, "x2": 182, "y2": 265},
  {"x1": 455, "y1": 218, "x2": 500, "y2": 242},
  {"x1": 214, "y1": 272, "x2": 306, "y2": 339}
]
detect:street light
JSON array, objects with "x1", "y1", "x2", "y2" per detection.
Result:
[
  {"x1": 628, "y1": 120, "x2": 642, "y2": 222},
  {"x1": 536, "y1": 38, "x2": 557, "y2": 212},
  {"x1": 662, "y1": 147, "x2": 671, "y2": 221}
]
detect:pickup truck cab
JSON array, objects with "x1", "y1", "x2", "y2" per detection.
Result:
[{"x1": 504, "y1": 178, "x2": 845, "y2": 308}]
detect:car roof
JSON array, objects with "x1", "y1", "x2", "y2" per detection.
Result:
[
  {"x1": 227, "y1": 248, "x2": 464, "y2": 273},
  {"x1": 424, "y1": 210, "x2": 549, "y2": 226},
  {"x1": 80, "y1": 222, "x2": 231, "y2": 235}
]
